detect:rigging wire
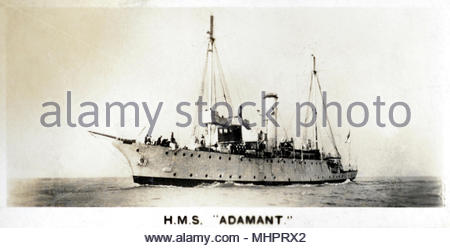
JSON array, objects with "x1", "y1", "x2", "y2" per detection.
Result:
[
  {"x1": 213, "y1": 43, "x2": 233, "y2": 107},
  {"x1": 315, "y1": 73, "x2": 341, "y2": 157},
  {"x1": 192, "y1": 44, "x2": 211, "y2": 138}
]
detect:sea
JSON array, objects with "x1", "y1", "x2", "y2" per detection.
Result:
[{"x1": 7, "y1": 177, "x2": 443, "y2": 207}]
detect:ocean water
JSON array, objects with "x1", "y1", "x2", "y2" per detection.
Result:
[{"x1": 7, "y1": 177, "x2": 443, "y2": 207}]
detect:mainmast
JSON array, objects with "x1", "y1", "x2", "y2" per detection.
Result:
[{"x1": 312, "y1": 55, "x2": 319, "y2": 150}]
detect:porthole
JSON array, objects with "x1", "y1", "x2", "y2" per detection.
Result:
[
  {"x1": 205, "y1": 174, "x2": 208, "y2": 178},
  {"x1": 238, "y1": 175, "x2": 242, "y2": 179},
  {"x1": 209, "y1": 155, "x2": 212, "y2": 159},
  {"x1": 189, "y1": 173, "x2": 193, "y2": 177},
  {"x1": 198, "y1": 154, "x2": 201, "y2": 158},
  {"x1": 165, "y1": 151, "x2": 169, "y2": 155},
  {"x1": 264, "y1": 176, "x2": 267, "y2": 179},
  {"x1": 283, "y1": 160, "x2": 286, "y2": 164},
  {"x1": 229, "y1": 175, "x2": 232, "y2": 179},
  {"x1": 136, "y1": 148, "x2": 139, "y2": 152},
  {"x1": 190, "y1": 154, "x2": 193, "y2": 157},
  {"x1": 182, "y1": 153, "x2": 186, "y2": 156},
  {"x1": 273, "y1": 176, "x2": 276, "y2": 179},
  {"x1": 240, "y1": 158, "x2": 243, "y2": 161},
  {"x1": 219, "y1": 174, "x2": 222, "y2": 178},
  {"x1": 174, "y1": 152, "x2": 177, "y2": 156},
  {"x1": 253, "y1": 176, "x2": 256, "y2": 179},
  {"x1": 219, "y1": 156, "x2": 222, "y2": 160},
  {"x1": 173, "y1": 173, "x2": 177, "y2": 176},
  {"x1": 228, "y1": 157, "x2": 231, "y2": 160}
]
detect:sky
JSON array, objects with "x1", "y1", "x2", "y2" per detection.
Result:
[{"x1": 4, "y1": 7, "x2": 449, "y2": 178}]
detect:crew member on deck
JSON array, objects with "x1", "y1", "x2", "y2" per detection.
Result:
[
  {"x1": 200, "y1": 135, "x2": 205, "y2": 147},
  {"x1": 144, "y1": 134, "x2": 151, "y2": 145},
  {"x1": 169, "y1": 132, "x2": 178, "y2": 150}
]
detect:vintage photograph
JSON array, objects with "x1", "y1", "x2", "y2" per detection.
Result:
[{"x1": 5, "y1": 7, "x2": 445, "y2": 207}]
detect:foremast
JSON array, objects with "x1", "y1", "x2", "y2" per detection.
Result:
[{"x1": 193, "y1": 15, "x2": 233, "y2": 150}]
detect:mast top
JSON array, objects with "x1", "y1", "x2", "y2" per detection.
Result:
[
  {"x1": 207, "y1": 15, "x2": 215, "y2": 44},
  {"x1": 312, "y1": 54, "x2": 317, "y2": 75}
]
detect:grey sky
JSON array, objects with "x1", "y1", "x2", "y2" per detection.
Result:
[{"x1": 5, "y1": 7, "x2": 449, "y2": 178}]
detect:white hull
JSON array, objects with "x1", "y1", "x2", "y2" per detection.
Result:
[{"x1": 113, "y1": 141, "x2": 358, "y2": 186}]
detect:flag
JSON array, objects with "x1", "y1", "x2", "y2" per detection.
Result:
[{"x1": 345, "y1": 130, "x2": 351, "y2": 143}]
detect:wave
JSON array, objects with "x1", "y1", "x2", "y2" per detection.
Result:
[
  {"x1": 322, "y1": 178, "x2": 353, "y2": 186},
  {"x1": 199, "y1": 181, "x2": 263, "y2": 189}
]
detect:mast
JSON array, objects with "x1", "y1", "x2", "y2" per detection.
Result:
[
  {"x1": 209, "y1": 16, "x2": 214, "y2": 43},
  {"x1": 196, "y1": 15, "x2": 233, "y2": 150},
  {"x1": 208, "y1": 15, "x2": 214, "y2": 150},
  {"x1": 348, "y1": 133, "x2": 352, "y2": 167},
  {"x1": 314, "y1": 113, "x2": 318, "y2": 150},
  {"x1": 312, "y1": 55, "x2": 319, "y2": 150},
  {"x1": 349, "y1": 139, "x2": 351, "y2": 167}
]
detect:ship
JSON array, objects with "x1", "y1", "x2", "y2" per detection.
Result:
[{"x1": 90, "y1": 16, "x2": 358, "y2": 186}]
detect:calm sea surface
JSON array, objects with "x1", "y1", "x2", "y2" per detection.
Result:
[{"x1": 8, "y1": 177, "x2": 443, "y2": 207}]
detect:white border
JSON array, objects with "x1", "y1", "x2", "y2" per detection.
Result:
[{"x1": 0, "y1": 0, "x2": 449, "y2": 230}]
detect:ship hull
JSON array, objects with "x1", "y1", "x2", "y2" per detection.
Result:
[
  {"x1": 114, "y1": 141, "x2": 358, "y2": 187},
  {"x1": 132, "y1": 175, "x2": 349, "y2": 186}
]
